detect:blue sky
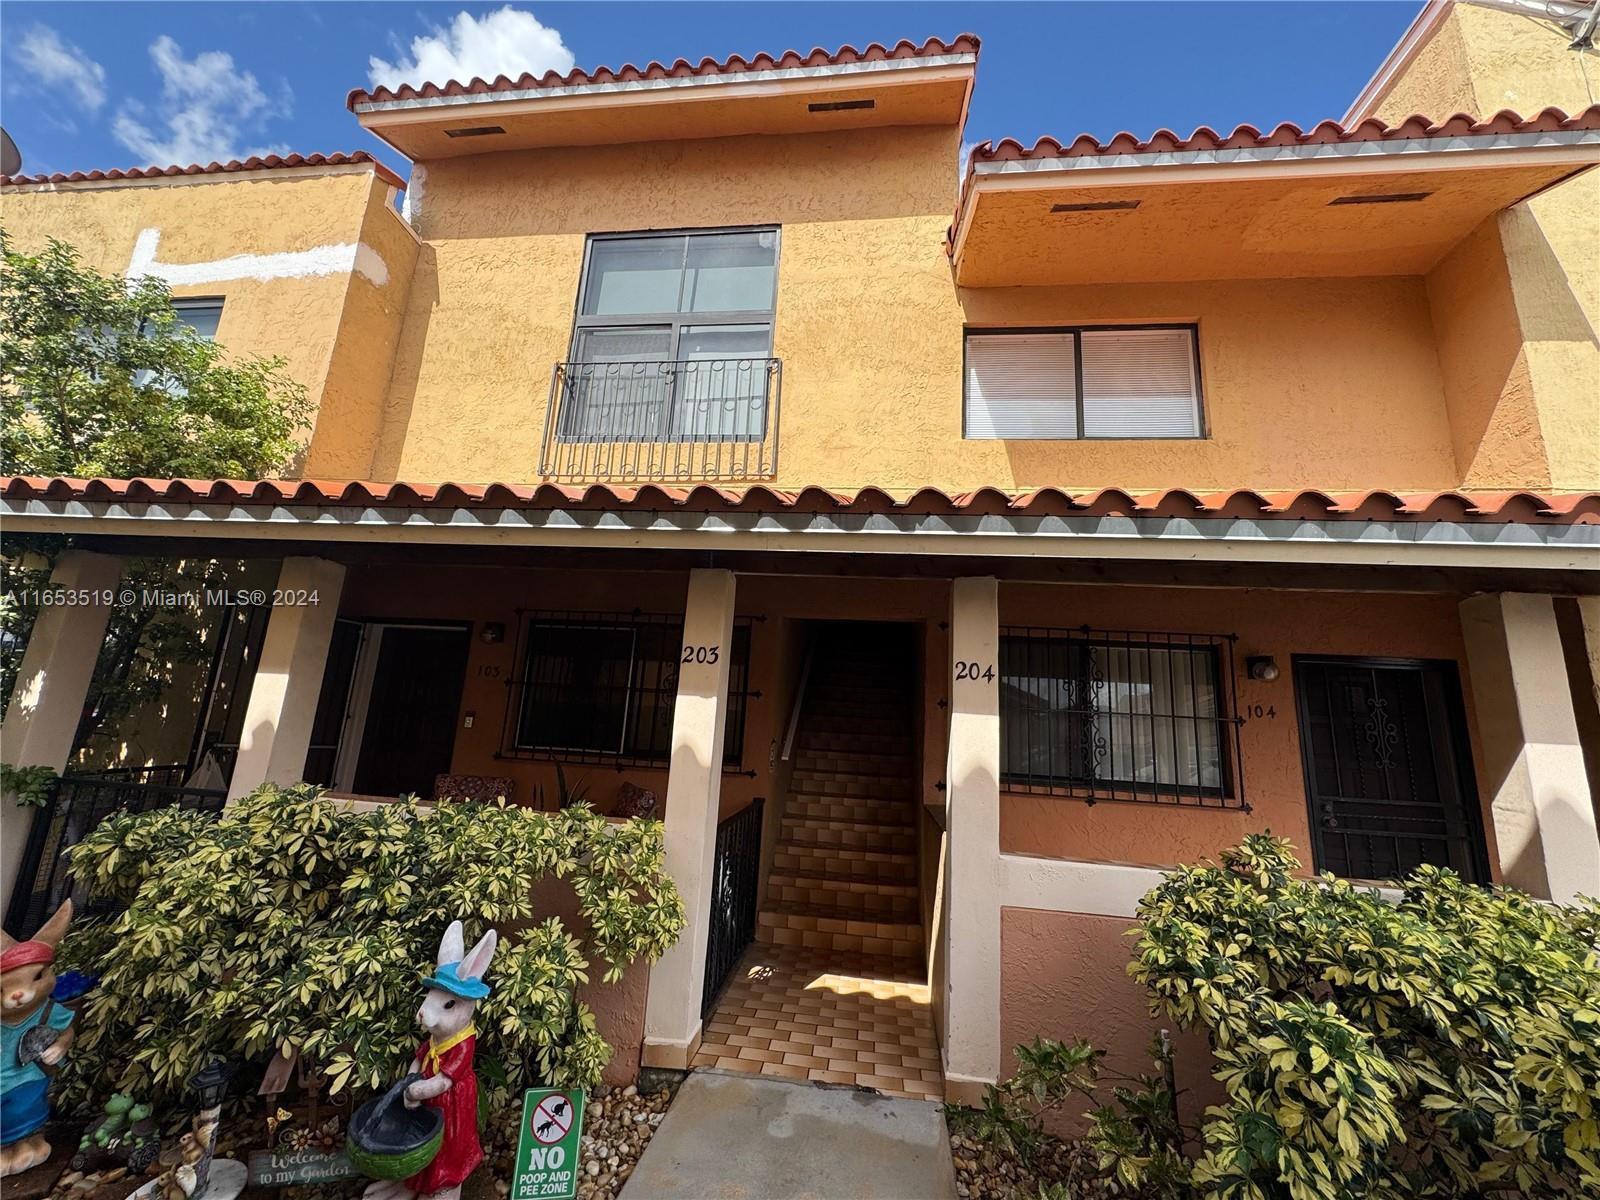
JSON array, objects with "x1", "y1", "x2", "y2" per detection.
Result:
[{"x1": 3, "y1": 2, "x2": 1420, "y2": 182}]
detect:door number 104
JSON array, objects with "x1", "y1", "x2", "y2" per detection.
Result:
[{"x1": 954, "y1": 661, "x2": 995, "y2": 682}]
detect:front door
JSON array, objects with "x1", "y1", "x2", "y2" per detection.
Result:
[
  {"x1": 1294, "y1": 657, "x2": 1488, "y2": 884},
  {"x1": 350, "y1": 626, "x2": 471, "y2": 798}
]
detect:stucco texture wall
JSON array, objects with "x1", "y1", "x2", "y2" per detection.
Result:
[
  {"x1": 372, "y1": 125, "x2": 971, "y2": 491},
  {"x1": 0, "y1": 169, "x2": 408, "y2": 475},
  {"x1": 999, "y1": 908, "x2": 1220, "y2": 1130},
  {"x1": 996, "y1": 583, "x2": 1494, "y2": 877},
  {"x1": 1370, "y1": 4, "x2": 1600, "y2": 491},
  {"x1": 334, "y1": 566, "x2": 951, "y2": 823}
]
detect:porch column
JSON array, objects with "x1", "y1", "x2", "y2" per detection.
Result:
[
  {"x1": 227, "y1": 557, "x2": 347, "y2": 801},
  {"x1": 1460, "y1": 592, "x2": 1600, "y2": 903},
  {"x1": 643, "y1": 568, "x2": 737, "y2": 1069},
  {"x1": 0, "y1": 551, "x2": 122, "y2": 917},
  {"x1": 943, "y1": 576, "x2": 1002, "y2": 1103}
]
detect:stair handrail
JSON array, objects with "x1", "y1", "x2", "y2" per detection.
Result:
[{"x1": 779, "y1": 639, "x2": 817, "y2": 764}]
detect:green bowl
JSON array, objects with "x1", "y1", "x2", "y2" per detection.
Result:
[
  {"x1": 347, "y1": 1075, "x2": 444, "y2": 1181},
  {"x1": 346, "y1": 1125, "x2": 442, "y2": 1181}
]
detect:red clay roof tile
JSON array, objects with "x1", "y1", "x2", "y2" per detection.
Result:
[
  {"x1": 2, "y1": 477, "x2": 1593, "y2": 525},
  {"x1": 346, "y1": 34, "x2": 980, "y2": 110},
  {"x1": 0, "y1": 152, "x2": 406, "y2": 192}
]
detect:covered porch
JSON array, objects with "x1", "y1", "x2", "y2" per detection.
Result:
[{"x1": 2, "y1": 479, "x2": 1597, "y2": 1096}]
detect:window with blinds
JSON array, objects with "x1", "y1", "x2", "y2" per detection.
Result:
[{"x1": 964, "y1": 325, "x2": 1202, "y2": 440}]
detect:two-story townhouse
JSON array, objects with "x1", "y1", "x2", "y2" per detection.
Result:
[{"x1": 2, "y1": 20, "x2": 1597, "y2": 1103}]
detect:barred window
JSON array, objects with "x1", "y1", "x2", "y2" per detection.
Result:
[
  {"x1": 503, "y1": 611, "x2": 751, "y2": 767},
  {"x1": 999, "y1": 628, "x2": 1243, "y2": 807}
]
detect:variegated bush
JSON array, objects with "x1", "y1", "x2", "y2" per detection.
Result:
[
  {"x1": 1130, "y1": 834, "x2": 1600, "y2": 1199},
  {"x1": 56, "y1": 784, "x2": 685, "y2": 1110}
]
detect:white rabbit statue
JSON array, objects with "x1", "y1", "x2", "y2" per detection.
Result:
[{"x1": 364, "y1": 920, "x2": 497, "y2": 1200}]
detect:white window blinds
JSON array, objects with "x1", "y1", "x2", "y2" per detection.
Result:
[
  {"x1": 963, "y1": 326, "x2": 1202, "y2": 440},
  {"x1": 1080, "y1": 328, "x2": 1201, "y2": 437},
  {"x1": 964, "y1": 333, "x2": 1079, "y2": 439}
]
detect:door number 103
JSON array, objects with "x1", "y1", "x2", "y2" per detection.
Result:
[{"x1": 954, "y1": 661, "x2": 996, "y2": 683}]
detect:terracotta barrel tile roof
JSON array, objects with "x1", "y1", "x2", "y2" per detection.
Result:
[
  {"x1": 3, "y1": 477, "x2": 1594, "y2": 525},
  {"x1": 346, "y1": 33, "x2": 980, "y2": 109},
  {"x1": 966, "y1": 105, "x2": 1600, "y2": 168},
  {"x1": 0, "y1": 151, "x2": 406, "y2": 192}
]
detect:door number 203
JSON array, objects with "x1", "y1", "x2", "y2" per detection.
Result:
[
  {"x1": 954, "y1": 661, "x2": 996, "y2": 683},
  {"x1": 682, "y1": 645, "x2": 721, "y2": 664}
]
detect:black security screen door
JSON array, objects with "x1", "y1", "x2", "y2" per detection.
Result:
[{"x1": 1294, "y1": 657, "x2": 1488, "y2": 884}]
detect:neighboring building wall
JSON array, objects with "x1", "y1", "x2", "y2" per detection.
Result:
[
  {"x1": 1362, "y1": 1, "x2": 1600, "y2": 491},
  {"x1": 0, "y1": 167, "x2": 409, "y2": 473},
  {"x1": 996, "y1": 583, "x2": 1493, "y2": 875}
]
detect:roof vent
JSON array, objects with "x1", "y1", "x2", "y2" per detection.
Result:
[
  {"x1": 444, "y1": 125, "x2": 507, "y2": 138},
  {"x1": 1328, "y1": 191, "x2": 1432, "y2": 206},
  {"x1": 808, "y1": 99, "x2": 875, "y2": 113},
  {"x1": 1050, "y1": 199, "x2": 1140, "y2": 213}
]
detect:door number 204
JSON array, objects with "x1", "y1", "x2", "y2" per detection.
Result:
[{"x1": 954, "y1": 661, "x2": 996, "y2": 682}]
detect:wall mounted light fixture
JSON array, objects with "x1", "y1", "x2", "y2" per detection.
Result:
[
  {"x1": 1246, "y1": 655, "x2": 1280, "y2": 682},
  {"x1": 480, "y1": 621, "x2": 506, "y2": 644}
]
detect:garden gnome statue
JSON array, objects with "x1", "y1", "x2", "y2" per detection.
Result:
[
  {"x1": 1, "y1": 901, "x2": 76, "y2": 1177},
  {"x1": 364, "y1": 920, "x2": 497, "y2": 1200}
]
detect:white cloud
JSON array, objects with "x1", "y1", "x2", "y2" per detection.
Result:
[
  {"x1": 12, "y1": 25, "x2": 108, "y2": 111},
  {"x1": 368, "y1": 6, "x2": 574, "y2": 90},
  {"x1": 112, "y1": 35, "x2": 290, "y2": 166}
]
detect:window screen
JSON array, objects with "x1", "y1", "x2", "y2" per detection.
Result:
[{"x1": 963, "y1": 326, "x2": 1202, "y2": 440}]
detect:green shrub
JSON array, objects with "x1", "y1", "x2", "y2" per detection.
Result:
[
  {"x1": 956, "y1": 836, "x2": 1600, "y2": 1199},
  {"x1": 1131, "y1": 834, "x2": 1600, "y2": 1198},
  {"x1": 58, "y1": 785, "x2": 685, "y2": 1110}
]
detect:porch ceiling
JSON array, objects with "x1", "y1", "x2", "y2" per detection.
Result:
[{"x1": 949, "y1": 107, "x2": 1600, "y2": 286}]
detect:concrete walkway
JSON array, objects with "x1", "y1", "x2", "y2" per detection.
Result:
[{"x1": 619, "y1": 1070, "x2": 959, "y2": 1200}]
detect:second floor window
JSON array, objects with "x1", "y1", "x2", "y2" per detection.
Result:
[
  {"x1": 964, "y1": 325, "x2": 1202, "y2": 440},
  {"x1": 565, "y1": 229, "x2": 779, "y2": 443}
]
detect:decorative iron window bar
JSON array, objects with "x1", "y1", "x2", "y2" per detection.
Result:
[
  {"x1": 498, "y1": 609, "x2": 756, "y2": 770},
  {"x1": 999, "y1": 626, "x2": 1246, "y2": 809},
  {"x1": 539, "y1": 357, "x2": 782, "y2": 482},
  {"x1": 3, "y1": 773, "x2": 227, "y2": 937}
]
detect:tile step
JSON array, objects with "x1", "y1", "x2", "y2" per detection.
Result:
[
  {"x1": 780, "y1": 817, "x2": 916, "y2": 854},
  {"x1": 788, "y1": 774, "x2": 914, "y2": 800},
  {"x1": 784, "y1": 797, "x2": 916, "y2": 826},
  {"x1": 771, "y1": 845, "x2": 917, "y2": 884}
]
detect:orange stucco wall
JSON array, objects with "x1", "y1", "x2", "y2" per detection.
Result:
[
  {"x1": 335, "y1": 566, "x2": 952, "y2": 822},
  {"x1": 0, "y1": 168, "x2": 411, "y2": 475},
  {"x1": 337, "y1": 563, "x2": 1491, "y2": 880},
  {"x1": 1366, "y1": 3, "x2": 1600, "y2": 492},
  {"x1": 996, "y1": 583, "x2": 1495, "y2": 876},
  {"x1": 999, "y1": 907, "x2": 1220, "y2": 1129},
  {"x1": 361, "y1": 123, "x2": 1480, "y2": 494}
]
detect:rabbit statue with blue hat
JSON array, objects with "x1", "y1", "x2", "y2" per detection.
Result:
[{"x1": 356, "y1": 920, "x2": 496, "y2": 1200}]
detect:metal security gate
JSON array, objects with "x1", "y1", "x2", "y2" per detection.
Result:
[
  {"x1": 4, "y1": 771, "x2": 227, "y2": 938},
  {"x1": 1293, "y1": 657, "x2": 1488, "y2": 884},
  {"x1": 701, "y1": 797, "x2": 764, "y2": 1018}
]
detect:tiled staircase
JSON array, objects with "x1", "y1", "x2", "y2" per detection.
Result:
[{"x1": 759, "y1": 632, "x2": 924, "y2": 964}]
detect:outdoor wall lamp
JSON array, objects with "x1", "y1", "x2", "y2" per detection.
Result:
[
  {"x1": 480, "y1": 621, "x2": 506, "y2": 644},
  {"x1": 1246, "y1": 656, "x2": 1280, "y2": 682}
]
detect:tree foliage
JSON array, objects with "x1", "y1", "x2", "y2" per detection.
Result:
[
  {"x1": 58, "y1": 786, "x2": 686, "y2": 1113},
  {"x1": 0, "y1": 231, "x2": 310, "y2": 478}
]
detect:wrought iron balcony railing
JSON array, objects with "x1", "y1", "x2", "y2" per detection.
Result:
[{"x1": 539, "y1": 357, "x2": 782, "y2": 482}]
